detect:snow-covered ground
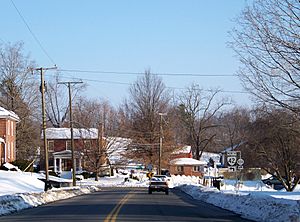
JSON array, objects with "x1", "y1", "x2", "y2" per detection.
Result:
[{"x1": 0, "y1": 169, "x2": 299, "y2": 222}]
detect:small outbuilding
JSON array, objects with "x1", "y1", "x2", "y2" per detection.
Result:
[{"x1": 169, "y1": 157, "x2": 206, "y2": 177}]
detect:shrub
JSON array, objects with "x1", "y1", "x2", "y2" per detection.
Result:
[{"x1": 11, "y1": 160, "x2": 33, "y2": 172}]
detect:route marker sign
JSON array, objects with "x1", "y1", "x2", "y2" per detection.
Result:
[
  {"x1": 226, "y1": 151, "x2": 244, "y2": 172},
  {"x1": 227, "y1": 151, "x2": 237, "y2": 166},
  {"x1": 237, "y1": 158, "x2": 244, "y2": 166}
]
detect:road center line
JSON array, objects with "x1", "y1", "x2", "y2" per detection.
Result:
[{"x1": 104, "y1": 191, "x2": 133, "y2": 222}]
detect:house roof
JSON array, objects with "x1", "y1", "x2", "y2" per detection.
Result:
[
  {"x1": 53, "y1": 150, "x2": 83, "y2": 158},
  {"x1": 170, "y1": 158, "x2": 207, "y2": 166},
  {"x1": 0, "y1": 107, "x2": 20, "y2": 122},
  {"x1": 172, "y1": 145, "x2": 191, "y2": 154},
  {"x1": 44, "y1": 128, "x2": 98, "y2": 139}
]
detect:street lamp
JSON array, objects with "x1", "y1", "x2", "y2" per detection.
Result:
[{"x1": 158, "y1": 113, "x2": 167, "y2": 175}]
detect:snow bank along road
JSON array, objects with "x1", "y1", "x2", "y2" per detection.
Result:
[
  {"x1": 0, "y1": 187, "x2": 251, "y2": 222},
  {"x1": 179, "y1": 184, "x2": 300, "y2": 222}
]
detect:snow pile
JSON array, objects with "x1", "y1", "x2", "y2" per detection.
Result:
[
  {"x1": 2, "y1": 163, "x2": 22, "y2": 172},
  {"x1": 0, "y1": 170, "x2": 102, "y2": 216},
  {"x1": 222, "y1": 179, "x2": 272, "y2": 192},
  {"x1": 171, "y1": 175, "x2": 200, "y2": 186},
  {"x1": 178, "y1": 184, "x2": 300, "y2": 222},
  {"x1": 0, "y1": 171, "x2": 44, "y2": 195},
  {"x1": 0, "y1": 186, "x2": 100, "y2": 216}
]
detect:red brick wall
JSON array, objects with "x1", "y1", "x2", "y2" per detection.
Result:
[
  {"x1": 0, "y1": 119, "x2": 5, "y2": 164},
  {"x1": 0, "y1": 119, "x2": 6, "y2": 138},
  {"x1": 169, "y1": 165, "x2": 203, "y2": 177},
  {"x1": 0, "y1": 119, "x2": 17, "y2": 163},
  {"x1": 48, "y1": 139, "x2": 98, "y2": 153}
]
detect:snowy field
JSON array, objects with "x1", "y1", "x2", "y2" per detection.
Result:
[{"x1": 0, "y1": 169, "x2": 299, "y2": 222}]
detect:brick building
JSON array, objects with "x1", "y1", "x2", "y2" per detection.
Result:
[
  {"x1": 44, "y1": 128, "x2": 98, "y2": 177},
  {"x1": 169, "y1": 146, "x2": 206, "y2": 177},
  {"x1": 0, "y1": 107, "x2": 20, "y2": 165}
]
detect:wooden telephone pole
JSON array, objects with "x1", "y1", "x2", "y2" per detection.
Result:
[
  {"x1": 58, "y1": 81, "x2": 83, "y2": 186},
  {"x1": 33, "y1": 66, "x2": 57, "y2": 191}
]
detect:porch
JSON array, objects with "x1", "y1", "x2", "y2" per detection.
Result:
[{"x1": 53, "y1": 150, "x2": 83, "y2": 178}]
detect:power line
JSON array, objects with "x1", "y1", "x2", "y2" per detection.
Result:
[
  {"x1": 10, "y1": 0, "x2": 56, "y2": 65},
  {"x1": 44, "y1": 72, "x2": 248, "y2": 94},
  {"x1": 58, "y1": 69, "x2": 237, "y2": 77}
]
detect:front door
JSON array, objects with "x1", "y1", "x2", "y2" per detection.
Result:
[{"x1": 61, "y1": 159, "x2": 72, "y2": 171}]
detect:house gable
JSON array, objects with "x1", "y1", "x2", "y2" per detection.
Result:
[{"x1": 0, "y1": 106, "x2": 20, "y2": 165}]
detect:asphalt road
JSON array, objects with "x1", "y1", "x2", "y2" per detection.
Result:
[{"x1": 1, "y1": 188, "x2": 252, "y2": 222}]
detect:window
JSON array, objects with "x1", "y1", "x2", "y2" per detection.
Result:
[
  {"x1": 11, "y1": 122, "x2": 14, "y2": 136},
  {"x1": 11, "y1": 142, "x2": 14, "y2": 160},
  {"x1": 7, "y1": 143, "x2": 10, "y2": 159},
  {"x1": 83, "y1": 140, "x2": 92, "y2": 154},
  {"x1": 48, "y1": 141, "x2": 54, "y2": 152},
  {"x1": 84, "y1": 140, "x2": 91, "y2": 148},
  {"x1": 7, "y1": 120, "x2": 10, "y2": 136},
  {"x1": 66, "y1": 141, "x2": 72, "y2": 150},
  {"x1": 176, "y1": 166, "x2": 184, "y2": 172},
  {"x1": 193, "y1": 166, "x2": 200, "y2": 172}
]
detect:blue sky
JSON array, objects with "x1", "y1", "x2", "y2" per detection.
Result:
[{"x1": 1, "y1": 0, "x2": 251, "y2": 107}]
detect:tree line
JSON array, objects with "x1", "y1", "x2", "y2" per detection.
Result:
[{"x1": 0, "y1": 0, "x2": 299, "y2": 191}]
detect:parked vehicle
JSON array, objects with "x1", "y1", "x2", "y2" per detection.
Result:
[
  {"x1": 148, "y1": 175, "x2": 169, "y2": 195},
  {"x1": 262, "y1": 176, "x2": 285, "y2": 190}
]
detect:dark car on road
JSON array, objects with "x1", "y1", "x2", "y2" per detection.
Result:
[{"x1": 148, "y1": 175, "x2": 169, "y2": 195}]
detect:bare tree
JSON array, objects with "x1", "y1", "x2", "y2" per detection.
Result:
[
  {"x1": 178, "y1": 84, "x2": 229, "y2": 160},
  {"x1": 79, "y1": 126, "x2": 108, "y2": 181},
  {"x1": 230, "y1": 0, "x2": 300, "y2": 112},
  {"x1": 246, "y1": 108, "x2": 300, "y2": 191},
  {"x1": 0, "y1": 42, "x2": 37, "y2": 111},
  {"x1": 216, "y1": 107, "x2": 250, "y2": 150},
  {"x1": 73, "y1": 96, "x2": 118, "y2": 135},
  {"x1": 121, "y1": 70, "x2": 174, "y2": 167},
  {"x1": 73, "y1": 97, "x2": 121, "y2": 180},
  {"x1": 45, "y1": 75, "x2": 86, "y2": 128},
  {"x1": 0, "y1": 42, "x2": 40, "y2": 160}
]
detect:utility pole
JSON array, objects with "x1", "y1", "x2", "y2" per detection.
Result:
[
  {"x1": 96, "y1": 122, "x2": 104, "y2": 181},
  {"x1": 158, "y1": 113, "x2": 167, "y2": 175},
  {"x1": 33, "y1": 66, "x2": 57, "y2": 191},
  {"x1": 58, "y1": 81, "x2": 83, "y2": 186}
]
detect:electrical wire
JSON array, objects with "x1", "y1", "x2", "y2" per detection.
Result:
[
  {"x1": 44, "y1": 72, "x2": 248, "y2": 94},
  {"x1": 10, "y1": 0, "x2": 56, "y2": 65},
  {"x1": 58, "y1": 69, "x2": 237, "y2": 77}
]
